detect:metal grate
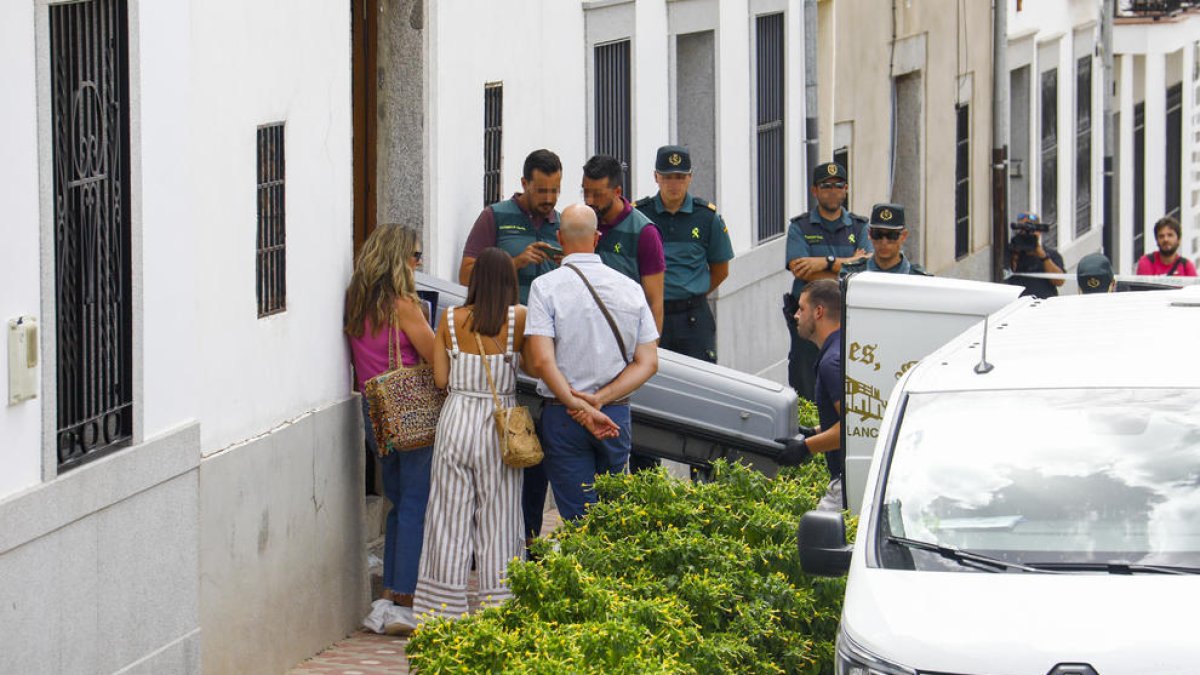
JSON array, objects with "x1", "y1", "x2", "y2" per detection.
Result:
[
  {"x1": 755, "y1": 13, "x2": 785, "y2": 242},
  {"x1": 1075, "y1": 56, "x2": 1092, "y2": 237},
  {"x1": 51, "y1": 0, "x2": 133, "y2": 469},
  {"x1": 257, "y1": 123, "x2": 286, "y2": 317},
  {"x1": 955, "y1": 105, "x2": 970, "y2": 259},
  {"x1": 1133, "y1": 101, "x2": 1146, "y2": 264},
  {"x1": 1121, "y1": 0, "x2": 1197, "y2": 17},
  {"x1": 1040, "y1": 68, "x2": 1059, "y2": 246},
  {"x1": 483, "y1": 83, "x2": 503, "y2": 206},
  {"x1": 594, "y1": 40, "x2": 632, "y2": 195},
  {"x1": 1166, "y1": 82, "x2": 1183, "y2": 219}
]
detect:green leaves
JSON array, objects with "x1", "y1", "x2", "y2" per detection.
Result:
[{"x1": 408, "y1": 402, "x2": 846, "y2": 674}]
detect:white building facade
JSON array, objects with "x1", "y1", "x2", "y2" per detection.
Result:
[
  {"x1": 1113, "y1": 4, "x2": 1200, "y2": 272},
  {"x1": 1007, "y1": 0, "x2": 1106, "y2": 271},
  {"x1": 1, "y1": 1, "x2": 365, "y2": 673},
  {"x1": 408, "y1": 0, "x2": 812, "y2": 382}
]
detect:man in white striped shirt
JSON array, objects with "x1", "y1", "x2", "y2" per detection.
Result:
[{"x1": 524, "y1": 203, "x2": 660, "y2": 521}]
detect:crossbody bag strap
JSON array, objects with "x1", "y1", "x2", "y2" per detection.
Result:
[
  {"x1": 1167, "y1": 256, "x2": 1184, "y2": 276},
  {"x1": 564, "y1": 263, "x2": 629, "y2": 365},
  {"x1": 473, "y1": 332, "x2": 503, "y2": 413}
]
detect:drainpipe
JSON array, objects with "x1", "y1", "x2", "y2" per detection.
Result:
[
  {"x1": 991, "y1": 0, "x2": 1009, "y2": 282},
  {"x1": 1101, "y1": 0, "x2": 1116, "y2": 262},
  {"x1": 804, "y1": 0, "x2": 819, "y2": 211}
]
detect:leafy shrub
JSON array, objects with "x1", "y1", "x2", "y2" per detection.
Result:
[{"x1": 408, "y1": 399, "x2": 848, "y2": 674}]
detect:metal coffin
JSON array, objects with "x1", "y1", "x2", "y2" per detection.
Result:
[{"x1": 416, "y1": 272, "x2": 796, "y2": 475}]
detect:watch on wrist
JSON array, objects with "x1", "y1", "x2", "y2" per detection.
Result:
[
  {"x1": 1038, "y1": 254, "x2": 1049, "y2": 261},
  {"x1": 825, "y1": 255, "x2": 836, "y2": 271}
]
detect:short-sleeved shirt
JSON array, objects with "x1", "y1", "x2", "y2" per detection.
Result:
[
  {"x1": 1136, "y1": 252, "x2": 1198, "y2": 277},
  {"x1": 525, "y1": 253, "x2": 659, "y2": 398},
  {"x1": 636, "y1": 193, "x2": 735, "y2": 299},
  {"x1": 840, "y1": 254, "x2": 929, "y2": 277},
  {"x1": 598, "y1": 197, "x2": 667, "y2": 280},
  {"x1": 785, "y1": 209, "x2": 872, "y2": 297},
  {"x1": 461, "y1": 193, "x2": 559, "y2": 259},
  {"x1": 814, "y1": 329, "x2": 844, "y2": 479},
  {"x1": 1006, "y1": 248, "x2": 1066, "y2": 299}
]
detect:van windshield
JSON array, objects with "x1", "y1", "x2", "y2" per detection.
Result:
[{"x1": 878, "y1": 389, "x2": 1200, "y2": 571}]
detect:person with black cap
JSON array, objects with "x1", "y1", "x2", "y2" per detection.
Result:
[
  {"x1": 1005, "y1": 211, "x2": 1065, "y2": 299},
  {"x1": 1076, "y1": 253, "x2": 1116, "y2": 294},
  {"x1": 783, "y1": 162, "x2": 870, "y2": 400},
  {"x1": 840, "y1": 203, "x2": 930, "y2": 277},
  {"x1": 635, "y1": 145, "x2": 735, "y2": 364}
]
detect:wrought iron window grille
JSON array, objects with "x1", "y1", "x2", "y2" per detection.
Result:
[{"x1": 257, "y1": 123, "x2": 286, "y2": 317}]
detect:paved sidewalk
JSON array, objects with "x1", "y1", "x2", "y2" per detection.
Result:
[{"x1": 288, "y1": 497, "x2": 564, "y2": 675}]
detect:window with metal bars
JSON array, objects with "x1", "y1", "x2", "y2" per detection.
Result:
[
  {"x1": 755, "y1": 13, "x2": 785, "y2": 242},
  {"x1": 51, "y1": 0, "x2": 133, "y2": 470},
  {"x1": 1166, "y1": 82, "x2": 1182, "y2": 219},
  {"x1": 1132, "y1": 101, "x2": 1146, "y2": 265},
  {"x1": 1040, "y1": 68, "x2": 1058, "y2": 245},
  {"x1": 1075, "y1": 55, "x2": 1092, "y2": 236},
  {"x1": 483, "y1": 83, "x2": 503, "y2": 206},
  {"x1": 257, "y1": 124, "x2": 286, "y2": 317},
  {"x1": 594, "y1": 40, "x2": 632, "y2": 196},
  {"x1": 954, "y1": 104, "x2": 970, "y2": 259}
]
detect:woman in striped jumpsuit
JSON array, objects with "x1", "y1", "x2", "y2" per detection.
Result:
[{"x1": 414, "y1": 247, "x2": 527, "y2": 619}]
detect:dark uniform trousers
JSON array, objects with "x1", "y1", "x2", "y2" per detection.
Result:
[{"x1": 660, "y1": 295, "x2": 717, "y2": 363}]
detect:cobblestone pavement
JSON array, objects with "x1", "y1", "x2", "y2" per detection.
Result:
[{"x1": 288, "y1": 496, "x2": 564, "y2": 674}]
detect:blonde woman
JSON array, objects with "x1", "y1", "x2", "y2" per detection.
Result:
[{"x1": 344, "y1": 224, "x2": 435, "y2": 634}]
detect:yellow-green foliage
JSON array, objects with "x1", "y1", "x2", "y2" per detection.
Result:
[{"x1": 408, "y1": 407, "x2": 850, "y2": 675}]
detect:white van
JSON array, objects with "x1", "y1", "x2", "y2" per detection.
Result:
[{"x1": 800, "y1": 285, "x2": 1200, "y2": 675}]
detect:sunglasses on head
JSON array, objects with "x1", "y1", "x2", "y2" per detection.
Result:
[
  {"x1": 869, "y1": 229, "x2": 902, "y2": 241},
  {"x1": 817, "y1": 181, "x2": 848, "y2": 190}
]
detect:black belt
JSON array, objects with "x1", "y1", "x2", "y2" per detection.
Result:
[{"x1": 663, "y1": 294, "x2": 707, "y2": 314}]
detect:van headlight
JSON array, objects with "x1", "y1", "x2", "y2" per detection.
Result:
[{"x1": 836, "y1": 628, "x2": 917, "y2": 675}]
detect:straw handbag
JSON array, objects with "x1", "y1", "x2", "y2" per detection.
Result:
[
  {"x1": 363, "y1": 324, "x2": 445, "y2": 455},
  {"x1": 474, "y1": 333, "x2": 542, "y2": 468}
]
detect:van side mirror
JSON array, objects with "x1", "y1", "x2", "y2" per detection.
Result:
[{"x1": 797, "y1": 510, "x2": 853, "y2": 576}]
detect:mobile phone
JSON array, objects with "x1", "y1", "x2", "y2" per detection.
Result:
[{"x1": 541, "y1": 243, "x2": 564, "y2": 257}]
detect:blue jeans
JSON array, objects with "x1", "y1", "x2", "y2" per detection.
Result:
[
  {"x1": 361, "y1": 398, "x2": 432, "y2": 595},
  {"x1": 539, "y1": 403, "x2": 631, "y2": 521}
]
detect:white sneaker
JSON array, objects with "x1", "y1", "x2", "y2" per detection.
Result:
[
  {"x1": 383, "y1": 604, "x2": 417, "y2": 636},
  {"x1": 362, "y1": 598, "x2": 393, "y2": 634}
]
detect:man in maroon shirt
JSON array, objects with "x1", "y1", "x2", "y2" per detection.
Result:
[{"x1": 581, "y1": 154, "x2": 665, "y2": 334}]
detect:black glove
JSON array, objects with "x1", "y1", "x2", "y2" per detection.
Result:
[
  {"x1": 781, "y1": 292, "x2": 799, "y2": 324},
  {"x1": 773, "y1": 435, "x2": 812, "y2": 467}
]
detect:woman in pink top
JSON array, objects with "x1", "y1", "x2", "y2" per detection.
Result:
[{"x1": 344, "y1": 224, "x2": 435, "y2": 634}]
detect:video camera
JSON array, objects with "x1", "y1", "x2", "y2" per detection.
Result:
[{"x1": 1009, "y1": 220, "x2": 1051, "y2": 253}]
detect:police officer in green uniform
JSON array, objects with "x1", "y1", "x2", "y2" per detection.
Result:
[
  {"x1": 459, "y1": 149, "x2": 563, "y2": 303},
  {"x1": 840, "y1": 203, "x2": 930, "y2": 277},
  {"x1": 784, "y1": 162, "x2": 871, "y2": 400},
  {"x1": 635, "y1": 145, "x2": 734, "y2": 363},
  {"x1": 459, "y1": 149, "x2": 563, "y2": 548}
]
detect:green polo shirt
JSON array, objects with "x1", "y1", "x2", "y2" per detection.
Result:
[{"x1": 636, "y1": 193, "x2": 735, "y2": 300}]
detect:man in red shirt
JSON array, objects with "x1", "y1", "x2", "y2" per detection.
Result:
[{"x1": 1136, "y1": 216, "x2": 1197, "y2": 277}]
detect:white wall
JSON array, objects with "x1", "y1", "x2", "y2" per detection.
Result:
[
  {"x1": 426, "y1": 0, "x2": 589, "y2": 283},
  {"x1": 187, "y1": 0, "x2": 354, "y2": 455},
  {"x1": 0, "y1": 1, "x2": 42, "y2": 499}
]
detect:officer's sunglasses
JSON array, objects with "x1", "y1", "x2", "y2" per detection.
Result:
[
  {"x1": 868, "y1": 229, "x2": 902, "y2": 241},
  {"x1": 817, "y1": 181, "x2": 847, "y2": 190}
]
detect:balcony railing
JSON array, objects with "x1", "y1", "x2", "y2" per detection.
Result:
[{"x1": 1119, "y1": 0, "x2": 1199, "y2": 18}]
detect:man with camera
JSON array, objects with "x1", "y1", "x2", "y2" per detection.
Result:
[{"x1": 1005, "y1": 212, "x2": 1065, "y2": 299}]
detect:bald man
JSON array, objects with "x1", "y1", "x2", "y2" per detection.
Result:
[{"x1": 523, "y1": 204, "x2": 660, "y2": 521}]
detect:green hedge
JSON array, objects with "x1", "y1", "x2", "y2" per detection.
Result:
[{"x1": 407, "y1": 399, "x2": 847, "y2": 674}]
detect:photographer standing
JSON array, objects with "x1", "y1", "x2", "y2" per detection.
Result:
[{"x1": 1005, "y1": 212, "x2": 1065, "y2": 299}]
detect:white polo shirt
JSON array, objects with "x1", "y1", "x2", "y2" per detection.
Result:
[{"x1": 525, "y1": 253, "x2": 659, "y2": 399}]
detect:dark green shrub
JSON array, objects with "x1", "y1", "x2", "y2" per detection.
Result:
[{"x1": 408, "y1": 399, "x2": 847, "y2": 674}]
